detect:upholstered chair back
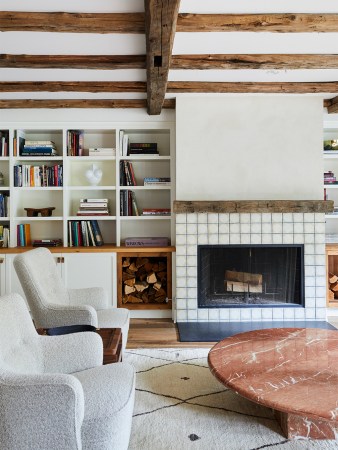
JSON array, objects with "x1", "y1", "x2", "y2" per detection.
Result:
[
  {"x1": 13, "y1": 247, "x2": 69, "y2": 317},
  {"x1": 0, "y1": 293, "x2": 42, "y2": 374}
]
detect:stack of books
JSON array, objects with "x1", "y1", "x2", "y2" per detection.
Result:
[
  {"x1": 17, "y1": 224, "x2": 31, "y2": 247},
  {"x1": 125, "y1": 237, "x2": 169, "y2": 247},
  {"x1": 142, "y1": 208, "x2": 171, "y2": 216},
  {"x1": 21, "y1": 140, "x2": 58, "y2": 157},
  {"x1": 120, "y1": 190, "x2": 139, "y2": 216},
  {"x1": 14, "y1": 164, "x2": 63, "y2": 187},
  {"x1": 324, "y1": 171, "x2": 337, "y2": 184},
  {"x1": 32, "y1": 238, "x2": 62, "y2": 247},
  {"x1": 143, "y1": 177, "x2": 170, "y2": 186},
  {"x1": 0, "y1": 193, "x2": 9, "y2": 217},
  {"x1": 128, "y1": 143, "x2": 159, "y2": 156},
  {"x1": 0, "y1": 130, "x2": 9, "y2": 156},
  {"x1": 77, "y1": 198, "x2": 109, "y2": 216},
  {"x1": 67, "y1": 130, "x2": 84, "y2": 156},
  {"x1": 89, "y1": 148, "x2": 116, "y2": 157},
  {"x1": 0, "y1": 225, "x2": 10, "y2": 247},
  {"x1": 120, "y1": 161, "x2": 137, "y2": 186},
  {"x1": 68, "y1": 220, "x2": 104, "y2": 246}
]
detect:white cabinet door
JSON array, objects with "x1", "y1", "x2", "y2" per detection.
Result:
[{"x1": 61, "y1": 252, "x2": 116, "y2": 307}]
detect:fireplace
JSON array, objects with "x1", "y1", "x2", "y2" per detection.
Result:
[{"x1": 198, "y1": 245, "x2": 304, "y2": 308}]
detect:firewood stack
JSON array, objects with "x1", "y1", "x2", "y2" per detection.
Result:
[
  {"x1": 224, "y1": 270, "x2": 263, "y2": 293},
  {"x1": 328, "y1": 272, "x2": 338, "y2": 302},
  {"x1": 122, "y1": 256, "x2": 168, "y2": 304}
]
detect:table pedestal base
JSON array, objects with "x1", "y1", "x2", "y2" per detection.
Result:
[{"x1": 274, "y1": 410, "x2": 338, "y2": 440}]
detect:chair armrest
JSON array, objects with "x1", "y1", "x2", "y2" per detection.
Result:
[
  {"x1": 40, "y1": 332, "x2": 103, "y2": 373},
  {"x1": 36, "y1": 303, "x2": 98, "y2": 328},
  {"x1": 68, "y1": 287, "x2": 109, "y2": 310},
  {"x1": 0, "y1": 372, "x2": 84, "y2": 449}
]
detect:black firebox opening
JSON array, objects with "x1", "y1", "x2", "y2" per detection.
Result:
[{"x1": 197, "y1": 245, "x2": 304, "y2": 308}]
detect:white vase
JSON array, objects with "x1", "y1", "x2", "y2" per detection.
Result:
[{"x1": 85, "y1": 164, "x2": 102, "y2": 186}]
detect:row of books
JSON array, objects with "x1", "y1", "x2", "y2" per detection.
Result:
[
  {"x1": 17, "y1": 223, "x2": 31, "y2": 247},
  {"x1": 120, "y1": 190, "x2": 139, "y2": 216},
  {"x1": 0, "y1": 193, "x2": 9, "y2": 217},
  {"x1": 0, "y1": 130, "x2": 9, "y2": 157},
  {"x1": 14, "y1": 164, "x2": 63, "y2": 187},
  {"x1": 21, "y1": 140, "x2": 58, "y2": 157},
  {"x1": 324, "y1": 170, "x2": 338, "y2": 184},
  {"x1": 67, "y1": 130, "x2": 84, "y2": 156},
  {"x1": 77, "y1": 198, "x2": 109, "y2": 216},
  {"x1": 68, "y1": 220, "x2": 104, "y2": 247},
  {"x1": 119, "y1": 131, "x2": 160, "y2": 156},
  {"x1": 120, "y1": 161, "x2": 137, "y2": 186},
  {"x1": 0, "y1": 225, "x2": 9, "y2": 247}
]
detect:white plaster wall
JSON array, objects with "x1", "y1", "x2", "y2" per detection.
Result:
[{"x1": 176, "y1": 96, "x2": 323, "y2": 201}]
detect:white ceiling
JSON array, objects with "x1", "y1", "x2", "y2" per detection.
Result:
[{"x1": 1, "y1": 0, "x2": 338, "y2": 101}]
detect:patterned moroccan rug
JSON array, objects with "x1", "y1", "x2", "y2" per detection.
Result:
[{"x1": 125, "y1": 348, "x2": 338, "y2": 450}]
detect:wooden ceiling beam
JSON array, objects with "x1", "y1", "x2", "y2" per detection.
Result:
[
  {"x1": 0, "y1": 54, "x2": 146, "y2": 70},
  {"x1": 0, "y1": 82, "x2": 146, "y2": 93},
  {"x1": 167, "y1": 81, "x2": 338, "y2": 94},
  {"x1": 171, "y1": 54, "x2": 338, "y2": 70},
  {"x1": 144, "y1": 0, "x2": 180, "y2": 115},
  {"x1": 326, "y1": 97, "x2": 338, "y2": 114},
  {"x1": 0, "y1": 99, "x2": 175, "y2": 109},
  {"x1": 176, "y1": 13, "x2": 338, "y2": 33},
  {"x1": 0, "y1": 11, "x2": 144, "y2": 33}
]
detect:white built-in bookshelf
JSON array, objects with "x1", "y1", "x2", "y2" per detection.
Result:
[
  {"x1": 324, "y1": 121, "x2": 338, "y2": 240},
  {"x1": 0, "y1": 123, "x2": 175, "y2": 248}
]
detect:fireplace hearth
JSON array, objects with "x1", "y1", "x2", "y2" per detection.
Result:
[{"x1": 198, "y1": 245, "x2": 304, "y2": 308}]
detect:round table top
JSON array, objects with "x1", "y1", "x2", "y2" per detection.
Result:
[{"x1": 208, "y1": 328, "x2": 338, "y2": 422}]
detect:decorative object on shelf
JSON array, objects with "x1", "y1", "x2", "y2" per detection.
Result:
[
  {"x1": 85, "y1": 164, "x2": 102, "y2": 186},
  {"x1": 24, "y1": 207, "x2": 55, "y2": 217},
  {"x1": 0, "y1": 172, "x2": 4, "y2": 186}
]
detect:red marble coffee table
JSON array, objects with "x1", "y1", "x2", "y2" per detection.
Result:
[{"x1": 208, "y1": 328, "x2": 338, "y2": 440}]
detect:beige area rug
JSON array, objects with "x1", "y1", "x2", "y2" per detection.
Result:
[{"x1": 125, "y1": 348, "x2": 338, "y2": 450}]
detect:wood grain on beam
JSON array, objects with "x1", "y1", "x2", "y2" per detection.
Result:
[
  {"x1": 176, "y1": 13, "x2": 338, "y2": 33},
  {"x1": 0, "y1": 12, "x2": 144, "y2": 33},
  {"x1": 0, "y1": 82, "x2": 146, "y2": 93},
  {"x1": 0, "y1": 99, "x2": 176, "y2": 109},
  {"x1": 144, "y1": 0, "x2": 181, "y2": 115},
  {"x1": 171, "y1": 54, "x2": 338, "y2": 70},
  {"x1": 173, "y1": 200, "x2": 334, "y2": 214},
  {"x1": 167, "y1": 81, "x2": 338, "y2": 94},
  {"x1": 0, "y1": 54, "x2": 146, "y2": 70}
]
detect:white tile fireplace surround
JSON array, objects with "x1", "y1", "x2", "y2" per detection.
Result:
[{"x1": 174, "y1": 201, "x2": 333, "y2": 323}]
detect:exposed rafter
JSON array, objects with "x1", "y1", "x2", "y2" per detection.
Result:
[
  {"x1": 144, "y1": 0, "x2": 181, "y2": 115},
  {"x1": 171, "y1": 54, "x2": 338, "y2": 70},
  {"x1": 0, "y1": 82, "x2": 146, "y2": 93},
  {"x1": 0, "y1": 54, "x2": 146, "y2": 70},
  {"x1": 167, "y1": 81, "x2": 338, "y2": 94},
  {"x1": 0, "y1": 11, "x2": 144, "y2": 33},
  {"x1": 0, "y1": 99, "x2": 176, "y2": 109},
  {"x1": 325, "y1": 97, "x2": 338, "y2": 114},
  {"x1": 176, "y1": 13, "x2": 338, "y2": 32}
]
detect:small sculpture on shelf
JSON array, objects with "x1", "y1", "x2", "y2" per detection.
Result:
[
  {"x1": 24, "y1": 207, "x2": 55, "y2": 217},
  {"x1": 85, "y1": 164, "x2": 102, "y2": 186}
]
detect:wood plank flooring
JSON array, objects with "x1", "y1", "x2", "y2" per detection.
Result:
[{"x1": 126, "y1": 318, "x2": 215, "y2": 349}]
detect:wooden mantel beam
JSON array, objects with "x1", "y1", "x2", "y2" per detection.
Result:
[
  {"x1": 0, "y1": 12, "x2": 144, "y2": 33},
  {"x1": 144, "y1": 0, "x2": 181, "y2": 115},
  {"x1": 0, "y1": 99, "x2": 176, "y2": 109},
  {"x1": 171, "y1": 54, "x2": 338, "y2": 70},
  {"x1": 176, "y1": 13, "x2": 338, "y2": 33},
  {"x1": 0, "y1": 54, "x2": 146, "y2": 70}
]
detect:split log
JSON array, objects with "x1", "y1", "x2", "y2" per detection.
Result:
[
  {"x1": 124, "y1": 285, "x2": 136, "y2": 295},
  {"x1": 330, "y1": 282, "x2": 338, "y2": 292},
  {"x1": 225, "y1": 270, "x2": 262, "y2": 286},
  {"x1": 122, "y1": 272, "x2": 136, "y2": 282},
  {"x1": 135, "y1": 257, "x2": 148, "y2": 268},
  {"x1": 144, "y1": 262, "x2": 153, "y2": 272},
  {"x1": 124, "y1": 277, "x2": 136, "y2": 287},
  {"x1": 128, "y1": 295, "x2": 143, "y2": 303},
  {"x1": 329, "y1": 273, "x2": 338, "y2": 284},
  {"x1": 147, "y1": 271, "x2": 157, "y2": 284},
  {"x1": 142, "y1": 292, "x2": 149, "y2": 303},
  {"x1": 328, "y1": 289, "x2": 335, "y2": 302},
  {"x1": 122, "y1": 257, "x2": 130, "y2": 267},
  {"x1": 134, "y1": 281, "x2": 149, "y2": 292},
  {"x1": 128, "y1": 262, "x2": 139, "y2": 272},
  {"x1": 157, "y1": 271, "x2": 167, "y2": 281},
  {"x1": 225, "y1": 281, "x2": 263, "y2": 294},
  {"x1": 153, "y1": 281, "x2": 162, "y2": 291},
  {"x1": 158, "y1": 261, "x2": 166, "y2": 272}
]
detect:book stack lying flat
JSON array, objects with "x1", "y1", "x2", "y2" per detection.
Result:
[
  {"x1": 89, "y1": 148, "x2": 116, "y2": 157},
  {"x1": 128, "y1": 143, "x2": 159, "y2": 156},
  {"x1": 142, "y1": 208, "x2": 171, "y2": 216},
  {"x1": 143, "y1": 177, "x2": 170, "y2": 186},
  {"x1": 32, "y1": 238, "x2": 62, "y2": 247},
  {"x1": 21, "y1": 140, "x2": 58, "y2": 157},
  {"x1": 77, "y1": 198, "x2": 109, "y2": 216},
  {"x1": 324, "y1": 171, "x2": 338, "y2": 184},
  {"x1": 125, "y1": 237, "x2": 170, "y2": 247}
]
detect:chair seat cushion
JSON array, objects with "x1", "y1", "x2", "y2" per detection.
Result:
[
  {"x1": 96, "y1": 308, "x2": 129, "y2": 329},
  {"x1": 73, "y1": 363, "x2": 135, "y2": 450}
]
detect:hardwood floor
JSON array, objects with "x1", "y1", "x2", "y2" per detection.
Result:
[{"x1": 126, "y1": 318, "x2": 215, "y2": 349}]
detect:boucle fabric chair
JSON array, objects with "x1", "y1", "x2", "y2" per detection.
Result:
[
  {"x1": 13, "y1": 247, "x2": 130, "y2": 351},
  {"x1": 0, "y1": 293, "x2": 135, "y2": 450}
]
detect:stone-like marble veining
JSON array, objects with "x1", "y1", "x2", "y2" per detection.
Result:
[{"x1": 208, "y1": 328, "x2": 338, "y2": 439}]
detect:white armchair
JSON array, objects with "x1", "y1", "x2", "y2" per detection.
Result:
[
  {"x1": 0, "y1": 293, "x2": 135, "y2": 450},
  {"x1": 13, "y1": 247, "x2": 130, "y2": 351}
]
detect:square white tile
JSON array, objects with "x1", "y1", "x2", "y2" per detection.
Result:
[
  {"x1": 219, "y1": 223, "x2": 230, "y2": 234},
  {"x1": 240, "y1": 223, "x2": 251, "y2": 234},
  {"x1": 187, "y1": 234, "x2": 197, "y2": 245},
  {"x1": 219, "y1": 213, "x2": 229, "y2": 223},
  {"x1": 230, "y1": 213, "x2": 240, "y2": 223},
  {"x1": 240, "y1": 213, "x2": 250, "y2": 223},
  {"x1": 198, "y1": 213, "x2": 208, "y2": 223},
  {"x1": 187, "y1": 213, "x2": 197, "y2": 223},
  {"x1": 176, "y1": 214, "x2": 186, "y2": 224},
  {"x1": 176, "y1": 223, "x2": 187, "y2": 234},
  {"x1": 177, "y1": 310, "x2": 187, "y2": 321},
  {"x1": 262, "y1": 213, "x2": 272, "y2": 223},
  {"x1": 219, "y1": 234, "x2": 230, "y2": 244},
  {"x1": 208, "y1": 213, "x2": 219, "y2": 224},
  {"x1": 187, "y1": 223, "x2": 197, "y2": 235}
]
